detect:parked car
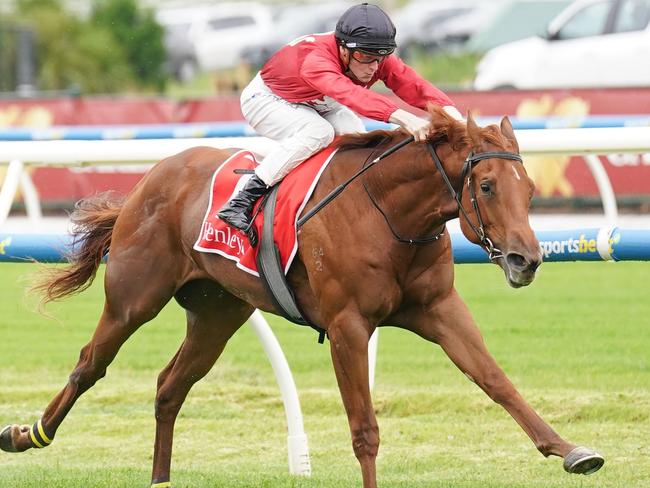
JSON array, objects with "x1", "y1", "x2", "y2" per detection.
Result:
[
  {"x1": 156, "y1": 2, "x2": 274, "y2": 81},
  {"x1": 427, "y1": 3, "x2": 507, "y2": 51},
  {"x1": 474, "y1": 0, "x2": 650, "y2": 89},
  {"x1": 156, "y1": 8, "x2": 199, "y2": 82},
  {"x1": 391, "y1": 0, "x2": 480, "y2": 58},
  {"x1": 239, "y1": 2, "x2": 352, "y2": 69},
  {"x1": 467, "y1": 0, "x2": 572, "y2": 52}
]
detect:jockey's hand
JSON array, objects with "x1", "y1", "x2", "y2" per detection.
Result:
[{"x1": 389, "y1": 109, "x2": 430, "y2": 142}]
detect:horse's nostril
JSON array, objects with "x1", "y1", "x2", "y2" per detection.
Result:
[
  {"x1": 529, "y1": 257, "x2": 541, "y2": 272},
  {"x1": 506, "y1": 253, "x2": 541, "y2": 272},
  {"x1": 506, "y1": 253, "x2": 526, "y2": 270}
]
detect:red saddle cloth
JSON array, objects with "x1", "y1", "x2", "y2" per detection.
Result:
[{"x1": 193, "y1": 147, "x2": 337, "y2": 276}]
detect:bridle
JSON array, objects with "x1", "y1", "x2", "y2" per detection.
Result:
[
  {"x1": 297, "y1": 136, "x2": 524, "y2": 262},
  {"x1": 426, "y1": 143, "x2": 523, "y2": 261}
]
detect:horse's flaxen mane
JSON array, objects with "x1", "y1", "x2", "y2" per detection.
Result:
[
  {"x1": 335, "y1": 105, "x2": 509, "y2": 154},
  {"x1": 427, "y1": 105, "x2": 469, "y2": 151},
  {"x1": 481, "y1": 126, "x2": 509, "y2": 148},
  {"x1": 428, "y1": 105, "x2": 510, "y2": 151},
  {"x1": 334, "y1": 129, "x2": 398, "y2": 152}
]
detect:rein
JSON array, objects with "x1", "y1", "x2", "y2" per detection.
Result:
[
  {"x1": 362, "y1": 141, "x2": 445, "y2": 244},
  {"x1": 297, "y1": 135, "x2": 523, "y2": 261},
  {"x1": 297, "y1": 136, "x2": 415, "y2": 227}
]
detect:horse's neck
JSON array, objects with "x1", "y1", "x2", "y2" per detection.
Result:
[{"x1": 364, "y1": 141, "x2": 467, "y2": 234}]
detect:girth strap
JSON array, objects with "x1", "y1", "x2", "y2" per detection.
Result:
[{"x1": 256, "y1": 185, "x2": 327, "y2": 343}]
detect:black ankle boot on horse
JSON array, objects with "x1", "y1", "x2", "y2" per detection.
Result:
[{"x1": 217, "y1": 174, "x2": 269, "y2": 244}]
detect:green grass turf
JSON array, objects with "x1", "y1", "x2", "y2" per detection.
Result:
[{"x1": 0, "y1": 261, "x2": 648, "y2": 487}]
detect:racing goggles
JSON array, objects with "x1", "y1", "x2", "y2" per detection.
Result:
[{"x1": 350, "y1": 49, "x2": 391, "y2": 64}]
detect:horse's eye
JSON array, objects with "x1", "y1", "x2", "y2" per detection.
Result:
[{"x1": 480, "y1": 182, "x2": 492, "y2": 195}]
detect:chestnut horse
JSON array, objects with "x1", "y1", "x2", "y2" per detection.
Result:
[{"x1": 0, "y1": 108, "x2": 603, "y2": 486}]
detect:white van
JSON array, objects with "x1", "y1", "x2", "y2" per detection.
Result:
[
  {"x1": 156, "y1": 2, "x2": 273, "y2": 78},
  {"x1": 474, "y1": 0, "x2": 650, "y2": 89}
]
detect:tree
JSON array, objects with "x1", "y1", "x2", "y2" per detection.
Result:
[
  {"x1": 91, "y1": 0, "x2": 167, "y2": 91},
  {"x1": 14, "y1": 0, "x2": 135, "y2": 93},
  {"x1": 10, "y1": 0, "x2": 166, "y2": 94}
]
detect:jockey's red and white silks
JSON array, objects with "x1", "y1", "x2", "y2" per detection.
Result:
[
  {"x1": 242, "y1": 73, "x2": 363, "y2": 185},
  {"x1": 259, "y1": 32, "x2": 453, "y2": 122}
]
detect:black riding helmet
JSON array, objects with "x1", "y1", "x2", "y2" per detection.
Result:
[{"x1": 335, "y1": 3, "x2": 396, "y2": 55}]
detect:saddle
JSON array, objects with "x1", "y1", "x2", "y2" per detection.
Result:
[{"x1": 193, "y1": 148, "x2": 336, "y2": 341}]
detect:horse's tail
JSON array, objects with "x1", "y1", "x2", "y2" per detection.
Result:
[{"x1": 34, "y1": 192, "x2": 125, "y2": 305}]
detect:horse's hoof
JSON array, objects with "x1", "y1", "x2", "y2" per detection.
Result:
[
  {"x1": 0, "y1": 425, "x2": 19, "y2": 453},
  {"x1": 563, "y1": 446, "x2": 604, "y2": 475}
]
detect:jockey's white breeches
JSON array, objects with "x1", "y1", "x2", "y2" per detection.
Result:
[{"x1": 241, "y1": 72, "x2": 365, "y2": 186}]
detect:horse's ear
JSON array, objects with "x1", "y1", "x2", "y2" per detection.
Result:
[
  {"x1": 466, "y1": 110, "x2": 483, "y2": 150},
  {"x1": 500, "y1": 116, "x2": 519, "y2": 153}
]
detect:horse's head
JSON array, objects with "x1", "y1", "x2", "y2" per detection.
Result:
[{"x1": 433, "y1": 108, "x2": 542, "y2": 287}]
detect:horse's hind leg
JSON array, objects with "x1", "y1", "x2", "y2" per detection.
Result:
[
  {"x1": 0, "y1": 248, "x2": 179, "y2": 454},
  {"x1": 151, "y1": 280, "x2": 253, "y2": 487},
  {"x1": 409, "y1": 289, "x2": 604, "y2": 475}
]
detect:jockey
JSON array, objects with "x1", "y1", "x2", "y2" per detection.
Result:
[{"x1": 218, "y1": 2, "x2": 463, "y2": 240}]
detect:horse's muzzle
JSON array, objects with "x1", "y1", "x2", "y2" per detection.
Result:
[{"x1": 502, "y1": 250, "x2": 542, "y2": 288}]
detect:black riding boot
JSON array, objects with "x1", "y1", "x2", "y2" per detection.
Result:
[{"x1": 217, "y1": 174, "x2": 269, "y2": 245}]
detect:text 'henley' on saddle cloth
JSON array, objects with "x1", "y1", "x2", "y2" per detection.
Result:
[{"x1": 193, "y1": 147, "x2": 337, "y2": 276}]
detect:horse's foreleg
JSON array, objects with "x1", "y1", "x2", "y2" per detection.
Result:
[
  {"x1": 411, "y1": 289, "x2": 603, "y2": 475},
  {"x1": 151, "y1": 283, "x2": 252, "y2": 487},
  {"x1": 328, "y1": 314, "x2": 379, "y2": 488},
  {"x1": 0, "y1": 256, "x2": 177, "y2": 454}
]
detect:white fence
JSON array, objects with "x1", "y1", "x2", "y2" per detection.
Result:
[
  {"x1": 3, "y1": 126, "x2": 650, "y2": 228},
  {"x1": 2, "y1": 126, "x2": 650, "y2": 476}
]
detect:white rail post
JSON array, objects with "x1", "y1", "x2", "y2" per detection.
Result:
[
  {"x1": 0, "y1": 159, "x2": 24, "y2": 228},
  {"x1": 368, "y1": 329, "x2": 378, "y2": 391},
  {"x1": 19, "y1": 170, "x2": 43, "y2": 224},
  {"x1": 248, "y1": 310, "x2": 311, "y2": 476},
  {"x1": 583, "y1": 154, "x2": 618, "y2": 224}
]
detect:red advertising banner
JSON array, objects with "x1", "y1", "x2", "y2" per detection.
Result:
[
  {"x1": 1, "y1": 88, "x2": 649, "y2": 205},
  {"x1": 450, "y1": 89, "x2": 650, "y2": 202}
]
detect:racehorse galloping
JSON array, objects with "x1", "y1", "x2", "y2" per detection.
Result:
[{"x1": 0, "y1": 107, "x2": 603, "y2": 487}]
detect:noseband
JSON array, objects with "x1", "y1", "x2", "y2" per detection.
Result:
[{"x1": 426, "y1": 143, "x2": 523, "y2": 261}]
